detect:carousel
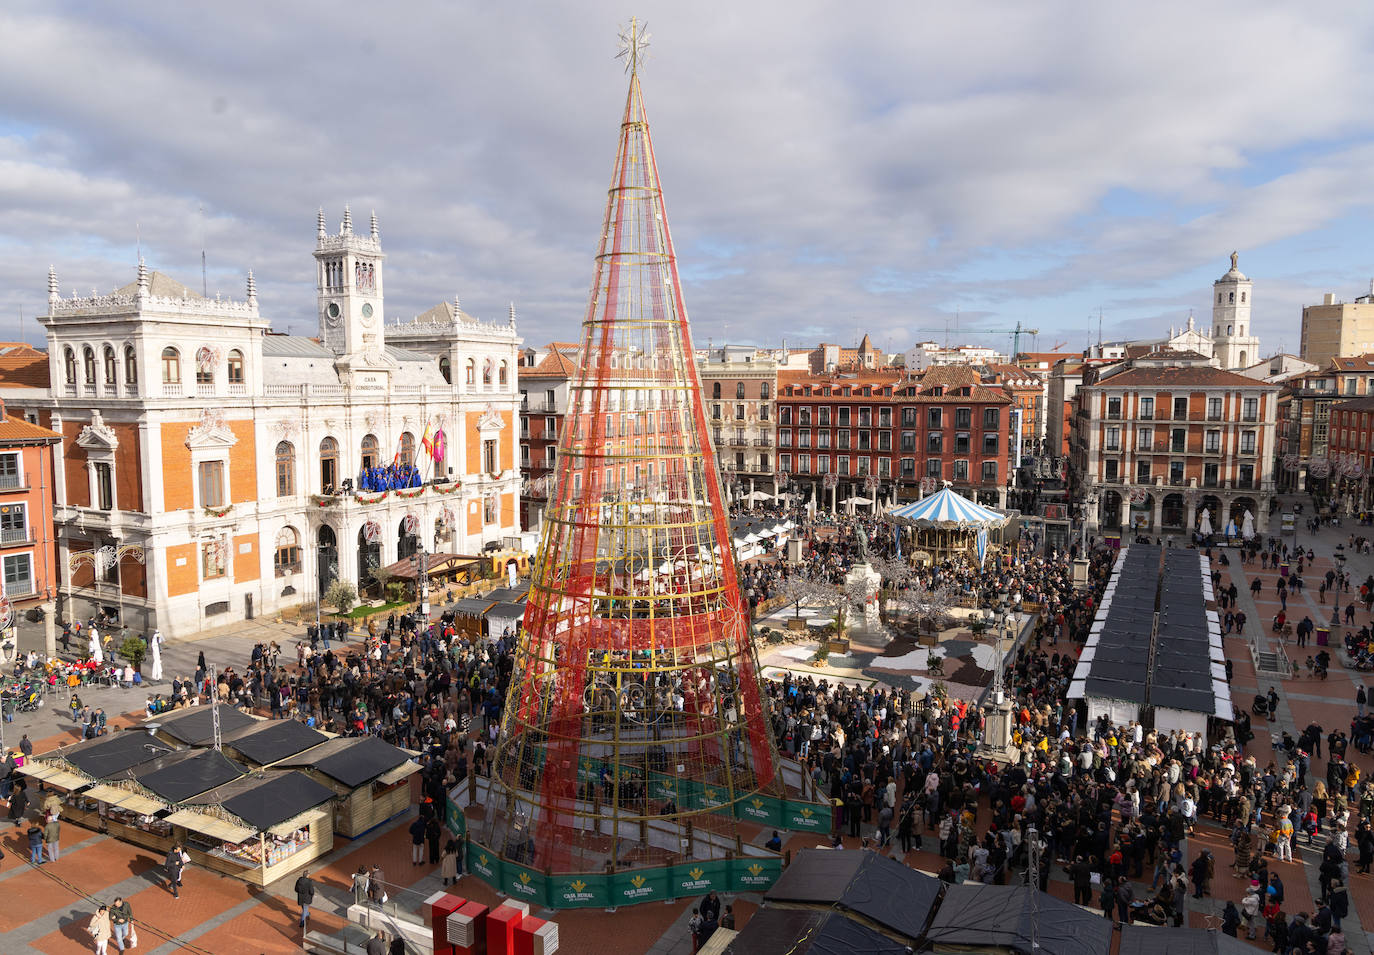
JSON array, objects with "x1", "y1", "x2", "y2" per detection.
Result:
[{"x1": 885, "y1": 482, "x2": 1013, "y2": 565}]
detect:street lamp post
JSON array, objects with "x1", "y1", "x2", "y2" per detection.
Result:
[
  {"x1": 419, "y1": 544, "x2": 430, "y2": 635},
  {"x1": 982, "y1": 591, "x2": 1016, "y2": 759}
]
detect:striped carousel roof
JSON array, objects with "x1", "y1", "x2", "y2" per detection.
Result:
[{"x1": 887, "y1": 484, "x2": 1007, "y2": 528}]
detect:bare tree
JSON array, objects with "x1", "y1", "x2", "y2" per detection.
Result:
[{"x1": 896, "y1": 580, "x2": 953, "y2": 635}]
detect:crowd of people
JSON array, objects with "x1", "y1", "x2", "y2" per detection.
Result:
[{"x1": 7, "y1": 491, "x2": 1374, "y2": 955}]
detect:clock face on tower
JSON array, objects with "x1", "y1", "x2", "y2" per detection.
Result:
[
  {"x1": 361, "y1": 302, "x2": 375, "y2": 327},
  {"x1": 326, "y1": 302, "x2": 341, "y2": 326}
]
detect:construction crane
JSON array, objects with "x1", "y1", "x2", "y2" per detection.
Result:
[{"x1": 904, "y1": 320, "x2": 1040, "y2": 358}]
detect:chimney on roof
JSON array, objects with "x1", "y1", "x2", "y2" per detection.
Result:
[{"x1": 1325, "y1": 292, "x2": 1336, "y2": 306}]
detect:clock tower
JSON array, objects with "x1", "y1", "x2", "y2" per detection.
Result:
[{"x1": 314, "y1": 206, "x2": 390, "y2": 371}]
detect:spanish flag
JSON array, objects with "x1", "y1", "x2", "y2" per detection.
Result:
[{"x1": 420, "y1": 420, "x2": 434, "y2": 460}]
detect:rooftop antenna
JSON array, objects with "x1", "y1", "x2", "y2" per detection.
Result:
[
  {"x1": 1097, "y1": 309, "x2": 1103, "y2": 349},
  {"x1": 17, "y1": 305, "x2": 22, "y2": 346},
  {"x1": 199, "y1": 204, "x2": 208, "y2": 297}
]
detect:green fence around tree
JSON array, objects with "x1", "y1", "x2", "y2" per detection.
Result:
[{"x1": 444, "y1": 785, "x2": 823, "y2": 908}]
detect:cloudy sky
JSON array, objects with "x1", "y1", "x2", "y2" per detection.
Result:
[{"x1": 3, "y1": 1, "x2": 1374, "y2": 359}]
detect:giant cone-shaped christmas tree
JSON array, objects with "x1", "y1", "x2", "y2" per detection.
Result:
[{"x1": 481, "y1": 24, "x2": 780, "y2": 876}]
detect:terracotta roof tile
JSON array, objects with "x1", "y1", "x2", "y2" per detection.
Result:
[
  {"x1": 0, "y1": 344, "x2": 49, "y2": 389},
  {"x1": 520, "y1": 347, "x2": 580, "y2": 379},
  {"x1": 0, "y1": 413, "x2": 60, "y2": 445},
  {"x1": 1095, "y1": 366, "x2": 1275, "y2": 388}
]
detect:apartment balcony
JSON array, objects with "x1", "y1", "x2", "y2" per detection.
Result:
[
  {"x1": 725, "y1": 436, "x2": 749, "y2": 448},
  {"x1": 753, "y1": 437, "x2": 772, "y2": 447},
  {"x1": 0, "y1": 472, "x2": 29, "y2": 492},
  {"x1": 0, "y1": 526, "x2": 30, "y2": 545}
]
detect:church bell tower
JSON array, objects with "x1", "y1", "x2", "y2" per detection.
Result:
[
  {"x1": 1211, "y1": 251, "x2": 1260, "y2": 371},
  {"x1": 314, "y1": 206, "x2": 388, "y2": 368}
]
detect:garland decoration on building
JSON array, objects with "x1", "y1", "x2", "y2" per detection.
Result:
[
  {"x1": 203, "y1": 504, "x2": 233, "y2": 518},
  {"x1": 395, "y1": 485, "x2": 426, "y2": 499},
  {"x1": 433, "y1": 481, "x2": 461, "y2": 494},
  {"x1": 355, "y1": 490, "x2": 389, "y2": 504}
]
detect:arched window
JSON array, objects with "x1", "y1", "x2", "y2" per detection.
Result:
[
  {"x1": 82, "y1": 346, "x2": 96, "y2": 385},
  {"x1": 360, "y1": 434, "x2": 379, "y2": 470},
  {"x1": 227, "y1": 349, "x2": 244, "y2": 384},
  {"x1": 274, "y1": 526, "x2": 301, "y2": 576},
  {"x1": 1228, "y1": 292, "x2": 1235, "y2": 303},
  {"x1": 1240, "y1": 292, "x2": 1246, "y2": 303},
  {"x1": 195, "y1": 346, "x2": 214, "y2": 384},
  {"x1": 161, "y1": 347, "x2": 180, "y2": 384},
  {"x1": 275, "y1": 441, "x2": 296, "y2": 497},
  {"x1": 63, "y1": 347, "x2": 76, "y2": 384},
  {"x1": 319, "y1": 437, "x2": 339, "y2": 493},
  {"x1": 482, "y1": 358, "x2": 493, "y2": 386},
  {"x1": 102, "y1": 346, "x2": 116, "y2": 385},
  {"x1": 465, "y1": 359, "x2": 475, "y2": 386},
  {"x1": 439, "y1": 356, "x2": 451, "y2": 384},
  {"x1": 498, "y1": 361, "x2": 508, "y2": 386},
  {"x1": 124, "y1": 346, "x2": 137, "y2": 384},
  {"x1": 399, "y1": 431, "x2": 415, "y2": 467},
  {"x1": 317, "y1": 525, "x2": 336, "y2": 549}
]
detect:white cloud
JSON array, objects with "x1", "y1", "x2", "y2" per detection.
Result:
[{"x1": 0, "y1": 0, "x2": 1373, "y2": 356}]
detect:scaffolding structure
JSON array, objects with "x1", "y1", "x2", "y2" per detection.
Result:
[{"x1": 480, "y1": 25, "x2": 781, "y2": 876}]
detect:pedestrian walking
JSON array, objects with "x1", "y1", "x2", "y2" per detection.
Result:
[
  {"x1": 27, "y1": 821, "x2": 44, "y2": 864},
  {"x1": 164, "y1": 843, "x2": 187, "y2": 898},
  {"x1": 294, "y1": 870, "x2": 316, "y2": 929},
  {"x1": 108, "y1": 896, "x2": 133, "y2": 951},
  {"x1": 87, "y1": 904, "x2": 112, "y2": 955},
  {"x1": 44, "y1": 812, "x2": 61, "y2": 862},
  {"x1": 440, "y1": 839, "x2": 461, "y2": 886}
]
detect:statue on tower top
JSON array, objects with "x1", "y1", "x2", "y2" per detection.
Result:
[{"x1": 1230, "y1": 250, "x2": 1238, "y2": 271}]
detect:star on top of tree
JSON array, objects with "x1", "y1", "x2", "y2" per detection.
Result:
[{"x1": 617, "y1": 16, "x2": 651, "y2": 74}]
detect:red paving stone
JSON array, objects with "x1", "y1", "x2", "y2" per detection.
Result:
[
  {"x1": 173, "y1": 902, "x2": 347, "y2": 955},
  {"x1": 314, "y1": 817, "x2": 432, "y2": 901}
]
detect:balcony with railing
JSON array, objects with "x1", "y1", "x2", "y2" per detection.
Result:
[
  {"x1": 753, "y1": 437, "x2": 772, "y2": 447},
  {"x1": 0, "y1": 472, "x2": 28, "y2": 492},
  {"x1": 0, "y1": 525, "x2": 30, "y2": 545}
]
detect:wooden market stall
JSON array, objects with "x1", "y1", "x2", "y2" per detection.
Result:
[
  {"x1": 446, "y1": 597, "x2": 496, "y2": 642},
  {"x1": 147, "y1": 704, "x2": 258, "y2": 748},
  {"x1": 19, "y1": 732, "x2": 178, "y2": 851},
  {"x1": 219, "y1": 718, "x2": 330, "y2": 769},
  {"x1": 274, "y1": 735, "x2": 420, "y2": 838},
  {"x1": 482, "y1": 600, "x2": 526, "y2": 640},
  {"x1": 169, "y1": 770, "x2": 337, "y2": 885}
]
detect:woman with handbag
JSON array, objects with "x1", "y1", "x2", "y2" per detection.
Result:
[{"x1": 87, "y1": 905, "x2": 112, "y2": 955}]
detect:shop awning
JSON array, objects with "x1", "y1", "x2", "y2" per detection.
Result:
[
  {"x1": 164, "y1": 809, "x2": 258, "y2": 845},
  {"x1": 114, "y1": 792, "x2": 167, "y2": 815},
  {"x1": 82, "y1": 783, "x2": 135, "y2": 804},
  {"x1": 18, "y1": 762, "x2": 59, "y2": 781},
  {"x1": 375, "y1": 761, "x2": 420, "y2": 786},
  {"x1": 20, "y1": 764, "x2": 91, "y2": 792},
  {"x1": 268, "y1": 806, "x2": 328, "y2": 837}
]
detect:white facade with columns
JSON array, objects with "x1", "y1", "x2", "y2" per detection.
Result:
[{"x1": 11, "y1": 209, "x2": 522, "y2": 637}]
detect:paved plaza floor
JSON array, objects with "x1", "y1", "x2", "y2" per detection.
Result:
[{"x1": 1, "y1": 493, "x2": 1371, "y2": 953}]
